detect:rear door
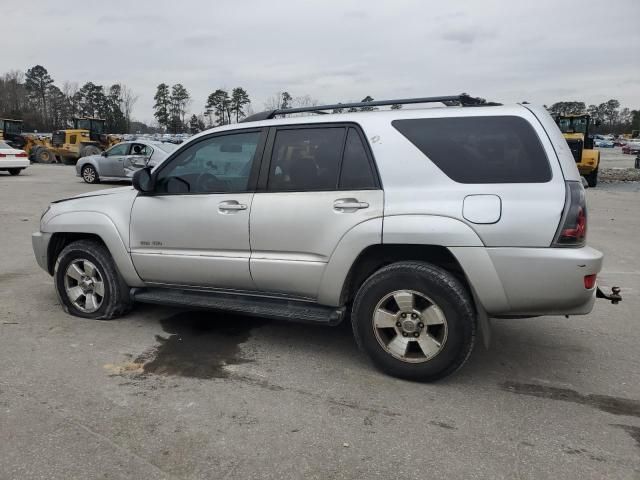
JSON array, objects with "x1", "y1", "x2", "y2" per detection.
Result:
[
  {"x1": 124, "y1": 143, "x2": 152, "y2": 176},
  {"x1": 249, "y1": 124, "x2": 383, "y2": 299},
  {"x1": 100, "y1": 142, "x2": 129, "y2": 177}
]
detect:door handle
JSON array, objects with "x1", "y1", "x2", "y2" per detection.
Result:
[
  {"x1": 218, "y1": 201, "x2": 248, "y2": 213},
  {"x1": 333, "y1": 199, "x2": 369, "y2": 210}
]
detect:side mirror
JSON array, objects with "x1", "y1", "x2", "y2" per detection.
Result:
[
  {"x1": 101, "y1": 151, "x2": 107, "y2": 157},
  {"x1": 132, "y1": 166, "x2": 154, "y2": 193}
]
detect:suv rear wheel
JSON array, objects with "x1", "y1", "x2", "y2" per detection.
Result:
[
  {"x1": 54, "y1": 240, "x2": 131, "y2": 320},
  {"x1": 351, "y1": 261, "x2": 476, "y2": 381}
]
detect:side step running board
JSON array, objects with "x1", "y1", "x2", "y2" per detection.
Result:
[{"x1": 131, "y1": 287, "x2": 345, "y2": 325}]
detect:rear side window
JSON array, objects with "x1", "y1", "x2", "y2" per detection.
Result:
[
  {"x1": 268, "y1": 128, "x2": 345, "y2": 191},
  {"x1": 392, "y1": 116, "x2": 551, "y2": 183},
  {"x1": 339, "y1": 128, "x2": 377, "y2": 189}
]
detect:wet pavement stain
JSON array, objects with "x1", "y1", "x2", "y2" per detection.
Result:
[
  {"x1": 501, "y1": 381, "x2": 640, "y2": 418},
  {"x1": 136, "y1": 311, "x2": 267, "y2": 379},
  {"x1": 611, "y1": 424, "x2": 640, "y2": 449}
]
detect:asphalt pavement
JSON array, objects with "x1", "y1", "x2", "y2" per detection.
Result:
[{"x1": 1, "y1": 164, "x2": 638, "y2": 479}]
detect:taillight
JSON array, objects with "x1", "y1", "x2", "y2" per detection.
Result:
[
  {"x1": 0, "y1": 153, "x2": 5, "y2": 157},
  {"x1": 584, "y1": 274, "x2": 596, "y2": 289},
  {"x1": 16, "y1": 152, "x2": 27, "y2": 157},
  {"x1": 553, "y1": 181, "x2": 587, "y2": 246}
]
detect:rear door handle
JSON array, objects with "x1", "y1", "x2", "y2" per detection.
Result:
[
  {"x1": 333, "y1": 199, "x2": 369, "y2": 211},
  {"x1": 218, "y1": 201, "x2": 247, "y2": 213}
]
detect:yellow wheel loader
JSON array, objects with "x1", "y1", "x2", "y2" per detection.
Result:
[{"x1": 555, "y1": 114, "x2": 600, "y2": 187}]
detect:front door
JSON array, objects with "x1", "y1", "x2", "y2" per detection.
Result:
[
  {"x1": 250, "y1": 125, "x2": 383, "y2": 299},
  {"x1": 130, "y1": 129, "x2": 265, "y2": 290}
]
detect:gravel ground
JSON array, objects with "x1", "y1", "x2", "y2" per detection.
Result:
[{"x1": 1, "y1": 165, "x2": 639, "y2": 480}]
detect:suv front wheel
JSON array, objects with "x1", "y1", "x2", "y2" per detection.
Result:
[
  {"x1": 54, "y1": 240, "x2": 132, "y2": 320},
  {"x1": 351, "y1": 261, "x2": 476, "y2": 381}
]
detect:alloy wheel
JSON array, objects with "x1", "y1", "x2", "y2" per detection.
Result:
[
  {"x1": 63, "y1": 259, "x2": 105, "y2": 313},
  {"x1": 372, "y1": 289, "x2": 448, "y2": 363}
]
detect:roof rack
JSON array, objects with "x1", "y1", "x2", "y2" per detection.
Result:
[{"x1": 241, "y1": 94, "x2": 498, "y2": 123}]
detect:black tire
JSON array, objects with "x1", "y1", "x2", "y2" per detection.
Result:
[
  {"x1": 54, "y1": 240, "x2": 132, "y2": 320},
  {"x1": 351, "y1": 261, "x2": 476, "y2": 382},
  {"x1": 80, "y1": 144, "x2": 101, "y2": 158},
  {"x1": 8, "y1": 168, "x2": 22, "y2": 176},
  {"x1": 35, "y1": 147, "x2": 55, "y2": 164},
  {"x1": 81, "y1": 164, "x2": 100, "y2": 184},
  {"x1": 30, "y1": 146, "x2": 42, "y2": 162},
  {"x1": 585, "y1": 168, "x2": 598, "y2": 188}
]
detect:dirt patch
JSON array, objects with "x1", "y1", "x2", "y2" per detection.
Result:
[{"x1": 598, "y1": 168, "x2": 640, "y2": 183}]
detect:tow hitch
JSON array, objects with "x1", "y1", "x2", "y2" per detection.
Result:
[{"x1": 596, "y1": 286, "x2": 622, "y2": 304}]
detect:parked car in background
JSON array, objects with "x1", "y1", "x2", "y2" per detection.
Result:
[
  {"x1": 594, "y1": 138, "x2": 614, "y2": 148},
  {"x1": 0, "y1": 140, "x2": 29, "y2": 175},
  {"x1": 75, "y1": 141, "x2": 178, "y2": 184},
  {"x1": 621, "y1": 140, "x2": 640, "y2": 154}
]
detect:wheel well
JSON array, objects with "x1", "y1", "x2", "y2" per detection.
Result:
[
  {"x1": 340, "y1": 244, "x2": 470, "y2": 305},
  {"x1": 47, "y1": 233, "x2": 105, "y2": 274}
]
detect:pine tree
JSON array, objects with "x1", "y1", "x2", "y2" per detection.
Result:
[
  {"x1": 24, "y1": 65, "x2": 54, "y2": 128},
  {"x1": 153, "y1": 83, "x2": 171, "y2": 130},
  {"x1": 231, "y1": 87, "x2": 250, "y2": 123}
]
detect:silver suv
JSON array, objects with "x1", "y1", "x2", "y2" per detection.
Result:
[{"x1": 32, "y1": 95, "x2": 621, "y2": 381}]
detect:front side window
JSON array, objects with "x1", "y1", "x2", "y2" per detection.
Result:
[
  {"x1": 392, "y1": 116, "x2": 552, "y2": 184},
  {"x1": 106, "y1": 143, "x2": 129, "y2": 156},
  {"x1": 268, "y1": 127, "x2": 345, "y2": 191},
  {"x1": 91, "y1": 120, "x2": 105, "y2": 134},
  {"x1": 155, "y1": 131, "x2": 260, "y2": 194}
]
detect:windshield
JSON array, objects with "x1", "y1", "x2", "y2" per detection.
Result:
[
  {"x1": 0, "y1": 120, "x2": 22, "y2": 134},
  {"x1": 76, "y1": 119, "x2": 91, "y2": 130},
  {"x1": 0, "y1": 141, "x2": 12, "y2": 149},
  {"x1": 75, "y1": 119, "x2": 105, "y2": 134},
  {"x1": 557, "y1": 117, "x2": 588, "y2": 134}
]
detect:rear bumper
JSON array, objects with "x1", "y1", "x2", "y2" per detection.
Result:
[
  {"x1": 487, "y1": 246, "x2": 603, "y2": 316},
  {"x1": 0, "y1": 159, "x2": 29, "y2": 169},
  {"x1": 450, "y1": 246, "x2": 603, "y2": 316},
  {"x1": 32, "y1": 231, "x2": 52, "y2": 273}
]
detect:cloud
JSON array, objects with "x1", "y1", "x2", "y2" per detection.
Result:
[
  {"x1": 2, "y1": 0, "x2": 639, "y2": 123},
  {"x1": 441, "y1": 29, "x2": 493, "y2": 45}
]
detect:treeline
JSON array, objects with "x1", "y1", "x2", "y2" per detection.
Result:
[
  {"x1": 0, "y1": 65, "x2": 138, "y2": 133},
  {"x1": 546, "y1": 100, "x2": 640, "y2": 134},
  {"x1": 3, "y1": 65, "x2": 638, "y2": 136}
]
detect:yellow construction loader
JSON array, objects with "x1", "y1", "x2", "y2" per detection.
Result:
[
  {"x1": 0, "y1": 118, "x2": 49, "y2": 158},
  {"x1": 1, "y1": 117, "x2": 121, "y2": 163},
  {"x1": 555, "y1": 114, "x2": 600, "y2": 187}
]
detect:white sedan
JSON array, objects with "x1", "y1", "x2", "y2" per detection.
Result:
[{"x1": 0, "y1": 140, "x2": 29, "y2": 175}]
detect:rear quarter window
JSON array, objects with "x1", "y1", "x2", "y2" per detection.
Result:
[{"x1": 392, "y1": 116, "x2": 552, "y2": 183}]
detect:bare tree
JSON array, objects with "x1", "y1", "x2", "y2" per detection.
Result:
[
  {"x1": 120, "y1": 84, "x2": 139, "y2": 133},
  {"x1": 292, "y1": 95, "x2": 319, "y2": 108},
  {"x1": 62, "y1": 81, "x2": 79, "y2": 121}
]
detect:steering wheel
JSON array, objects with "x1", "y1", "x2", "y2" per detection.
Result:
[{"x1": 195, "y1": 172, "x2": 226, "y2": 192}]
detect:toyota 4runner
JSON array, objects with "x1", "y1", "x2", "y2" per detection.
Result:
[{"x1": 32, "y1": 95, "x2": 621, "y2": 381}]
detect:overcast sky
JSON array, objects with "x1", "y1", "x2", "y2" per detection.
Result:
[{"x1": 5, "y1": 0, "x2": 639, "y2": 124}]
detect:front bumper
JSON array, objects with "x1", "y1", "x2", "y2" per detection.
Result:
[{"x1": 32, "y1": 231, "x2": 52, "y2": 273}]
